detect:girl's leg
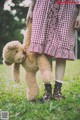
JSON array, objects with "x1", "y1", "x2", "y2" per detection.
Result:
[{"x1": 53, "y1": 58, "x2": 66, "y2": 99}]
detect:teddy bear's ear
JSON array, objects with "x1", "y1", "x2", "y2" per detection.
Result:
[
  {"x1": 7, "y1": 41, "x2": 19, "y2": 50},
  {"x1": 3, "y1": 60, "x2": 12, "y2": 66}
]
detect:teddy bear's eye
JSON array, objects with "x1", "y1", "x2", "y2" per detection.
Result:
[{"x1": 16, "y1": 50, "x2": 18, "y2": 53}]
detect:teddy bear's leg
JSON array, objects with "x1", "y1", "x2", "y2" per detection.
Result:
[
  {"x1": 12, "y1": 63, "x2": 20, "y2": 83},
  {"x1": 37, "y1": 54, "x2": 53, "y2": 102},
  {"x1": 37, "y1": 54, "x2": 52, "y2": 83},
  {"x1": 25, "y1": 71, "x2": 39, "y2": 101}
]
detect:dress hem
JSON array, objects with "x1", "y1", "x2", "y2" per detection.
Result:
[{"x1": 29, "y1": 43, "x2": 75, "y2": 60}]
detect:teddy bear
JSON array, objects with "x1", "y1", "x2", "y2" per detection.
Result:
[{"x1": 2, "y1": 19, "x2": 52, "y2": 101}]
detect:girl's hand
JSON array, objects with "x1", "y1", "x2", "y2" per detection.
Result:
[{"x1": 74, "y1": 15, "x2": 80, "y2": 29}]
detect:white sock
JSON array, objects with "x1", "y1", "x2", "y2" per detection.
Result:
[{"x1": 56, "y1": 80, "x2": 64, "y2": 84}]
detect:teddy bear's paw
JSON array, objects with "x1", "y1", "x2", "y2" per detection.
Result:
[
  {"x1": 27, "y1": 88, "x2": 39, "y2": 101},
  {"x1": 41, "y1": 70, "x2": 53, "y2": 83}
]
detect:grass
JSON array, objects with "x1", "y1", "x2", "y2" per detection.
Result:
[{"x1": 0, "y1": 60, "x2": 80, "y2": 120}]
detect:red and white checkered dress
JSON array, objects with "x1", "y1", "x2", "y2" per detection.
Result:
[{"x1": 29, "y1": 0, "x2": 78, "y2": 60}]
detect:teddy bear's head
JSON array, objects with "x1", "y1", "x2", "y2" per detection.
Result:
[{"x1": 2, "y1": 41, "x2": 26, "y2": 65}]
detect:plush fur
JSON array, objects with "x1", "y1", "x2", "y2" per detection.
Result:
[{"x1": 2, "y1": 19, "x2": 52, "y2": 101}]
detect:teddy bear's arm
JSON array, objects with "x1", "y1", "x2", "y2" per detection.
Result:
[
  {"x1": 23, "y1": 19, "x2": 32, "y2": 50},
  {"x1": 12, "y1": 63, "x2": 20, "y2": 83}
]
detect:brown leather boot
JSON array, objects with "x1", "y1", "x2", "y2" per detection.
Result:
[
  {"x1": 41, "y1": 84, "x2": 53, "y2": 102},
  {"x1": 53, "y1": 81, "x2": 65, "y2": 100}
]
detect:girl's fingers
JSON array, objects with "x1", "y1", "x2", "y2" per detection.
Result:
[
  {"x1": 75, "y1": 21, "x2": 80, "y2": 29},
  {"x1": 75, "y1": 21, "x2": 78, "y2": 28}
]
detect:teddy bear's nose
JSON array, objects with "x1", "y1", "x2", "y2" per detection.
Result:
[{"x1": 23, "y1": 50, "x2": 26, "y2": 55}]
